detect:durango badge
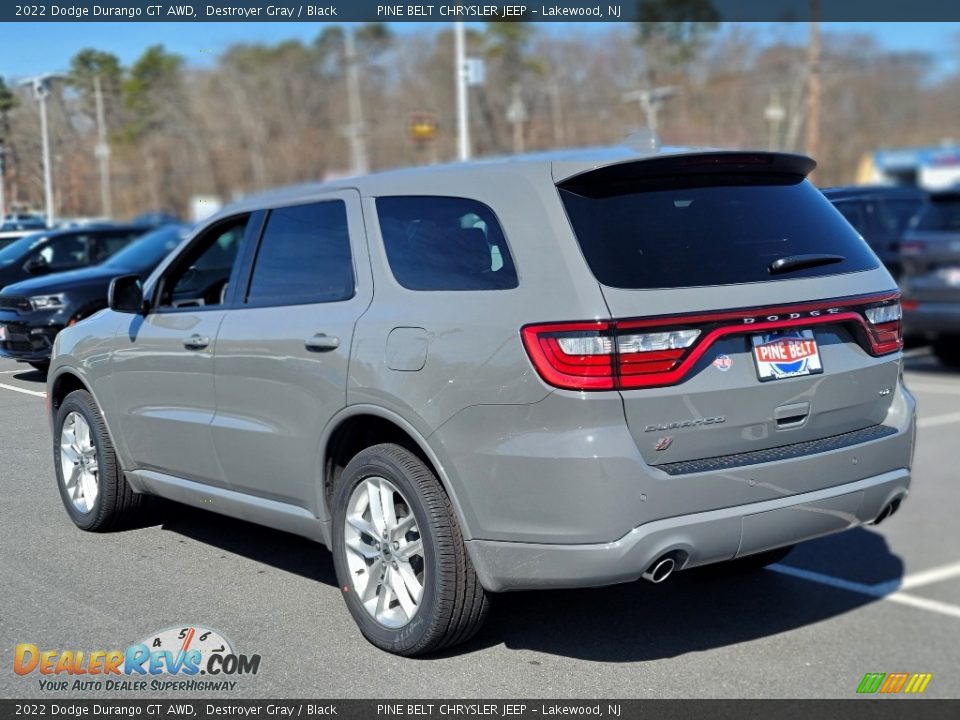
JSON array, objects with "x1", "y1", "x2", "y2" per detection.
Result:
[{"x1": 644, "y1": 417, "x2": 726, "y2": 432}]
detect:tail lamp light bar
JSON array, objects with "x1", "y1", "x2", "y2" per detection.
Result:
[{"x1": 521, "y1": 293, "x2": 902, "y2": 391}]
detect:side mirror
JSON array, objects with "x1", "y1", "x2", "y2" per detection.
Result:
[
  {"x1": 23, "y1": 255, "x2": 49, "y2": 275},
  {"x1": 108, "y1": 275, "x2": 146, "y2": 314}
]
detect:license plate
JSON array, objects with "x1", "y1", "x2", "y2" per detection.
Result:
[{"x1": 751, "y1": 329, "x2": 823, "y2": 381}]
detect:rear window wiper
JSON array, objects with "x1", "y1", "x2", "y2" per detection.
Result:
[{"x1": 769, "y1": 253, "x2": 845, "y2": 275}]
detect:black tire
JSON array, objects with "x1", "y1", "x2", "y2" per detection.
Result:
[
  {"x1": 28, "y1": 361, "x2": 49, "y2": 374},
  {"x1": 331, "y1": 443, "x2": 489, "y2": 656},
  {"x1": 932, "y1": 335, "x2": 960, "y2": 368},
  {"x1": 53, "y1": 389, "x2": 144, "y2": 531}
]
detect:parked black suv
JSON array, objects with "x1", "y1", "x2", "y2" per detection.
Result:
[
  {"x1": 900, "y1": 189, "x2": 960, "y2": 366},
  {"x1": 0, "y1": 225, "x2": 189, "y2": 371},
  {"x1": 822, "y1": 185, "x2": 927, "y2": 280},
  {"x1": 0, "y1": 225, "x2": 150, "y2": 290}
]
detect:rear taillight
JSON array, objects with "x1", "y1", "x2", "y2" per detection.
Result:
[
  {"x1": 522, "y1": 293, "x2": 903, "y2": 391},
  {"x1": 521, "y1": 323, "x2": 704, "y2": 391},
  {"x1": 521, "y1": 322, "x2": 616, "y2": 390},
  {"x1": 900, "y1": 240, "x2": 926, "y2": 256},
  {"x1": 862, "y1": 300, "x2": 903, "y2": 355}
]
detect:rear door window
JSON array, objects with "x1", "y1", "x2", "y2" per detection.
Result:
[
  {"x1": 377, "y1": 196, "x2": 518, "y2": 291},
  {"x1": 559, "y1": 175, "x2": 879, "y2": 289},
  {"x1": 246, "y1": 200, "x2": 354, "y2": 305}
]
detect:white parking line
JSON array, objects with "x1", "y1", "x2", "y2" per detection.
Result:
[
  {"x1": 770, "y1": 562, "x2": 960, "y2": 621},
  {"x1": 885, "y1": 593, "x2": 960, "y2": 620},
  {"x1": 899, "y1": 560, "x2": 960, "y2": 590},
  {"x1": 0, "y1": 381, "x2": 45, "y2": 398},
  {"x1": 918, "y1": 411, "x2": 960, "y2": 429},
  {"x1": 906, "y1": 382, "x2": 960, "y2": 396}
]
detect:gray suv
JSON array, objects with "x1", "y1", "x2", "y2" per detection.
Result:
[{"x1": 47, "y1": 148, "x2": 916, "y2": 656}]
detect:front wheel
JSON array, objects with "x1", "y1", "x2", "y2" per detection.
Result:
[
  {"x1": 54, "y1": 389, "x2": 144, "y2": 531},
  {"x1": 331, "y1": 443, "x2": 489, "y2": 656}
]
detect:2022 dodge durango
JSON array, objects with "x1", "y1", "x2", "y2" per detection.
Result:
[{"x1": 47, "y1": 146, "x2": 916, "y2": 656}]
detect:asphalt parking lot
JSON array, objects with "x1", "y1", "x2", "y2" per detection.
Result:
[{"x1": 0, "y1": 349, "x2": 958, "y2": 699}]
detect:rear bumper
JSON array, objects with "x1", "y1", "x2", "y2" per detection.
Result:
[{"x1": 468, "y1": 468, "x2": 910, "y2": 591}]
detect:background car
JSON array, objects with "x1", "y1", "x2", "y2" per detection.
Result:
[
  {"x1": 0, "y1": 224, "x2": 151, "y2": 290},
  {"x1": 900, "y1": 188, "x2": 960, "y2": 366},
  {"x1": 0, "y1": 224, "x2": 190, "y2": 372},
  {"x1": 1, "y1": 213, "x2": 47, "y2": 231},
  {"x1": 822, "y1": 185, "x2": 927, "y2": 280},
  {"x1": 0, "y1": 230, "x2": 37, "y2": 250}
]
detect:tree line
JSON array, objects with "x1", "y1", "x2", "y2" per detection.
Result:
[{"x1": 0, "y1": 21, "x2": 952, "y2": 220}]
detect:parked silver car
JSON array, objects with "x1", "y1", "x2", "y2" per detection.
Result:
[{"x1": 48, "y1": 146, "x2": 916, "y2": 655}]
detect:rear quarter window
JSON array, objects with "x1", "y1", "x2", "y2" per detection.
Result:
[
  {"x1": 376, "y1": 196, "x2": 518, "y2": 291},
  {"x1": 560, "y1": 175, "x2": 880, "y2": 289}
]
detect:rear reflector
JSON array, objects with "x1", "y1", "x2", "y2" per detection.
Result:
[{"x1": 521, "y1": 293, "x2": 903, "y2": 391}]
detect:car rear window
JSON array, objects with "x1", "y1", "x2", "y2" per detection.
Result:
[
  {"x1": 559, "y1": 175, "x2": 880, "y2": 289},
  {"x1": 913, "y1": 197, "x2": 960, "y2": 232},
  {"x1": 377, "y1": 196, "x2": 518, "y2": 291}
]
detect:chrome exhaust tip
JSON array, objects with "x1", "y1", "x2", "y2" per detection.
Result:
[
  {"x1": 873, "y1": 496, "x2": 903, "y2": 526},
  {"x1": 642, "y1": 556, "x2": 676, "y2": 584}
]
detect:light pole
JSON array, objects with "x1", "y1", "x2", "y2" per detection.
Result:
[
  {"x1": 343, "y1": 28, "x2": 368, "y2": 176},
  {"x1": 764, "y1": 90, "x2": 786, "y2": 151},
  {"x1": 454, "y1": 21, "x2": 470, "y2": 161},
  {"x1": 20, "y1": 74, "x2": 59, "y2": 226},
  {"x1": 622, "y1": 86, "x2": 678, "y2": 135},
  {"x1": 0, "y1": 141, "x2": 6, "y2": 221},
  {"x1": 93, "y1": 74, "x2": 112, "y2": 217}
]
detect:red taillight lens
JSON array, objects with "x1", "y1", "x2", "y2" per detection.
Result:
[
  {"x1": 522, "y1": 294, "x2": 903, "y2": 391},
  {"x1": 521, "y1": 323, "x2": 701, "y2": 391},
  {"x1": 901, "y1": 240, "x2": 926, "y2": 256},
  {"x1": 521, "y1": 322, "x2": 616, "y2": 390},
  {"x1": 862, "y1": 301, "x2": 903, "y2": 355}
]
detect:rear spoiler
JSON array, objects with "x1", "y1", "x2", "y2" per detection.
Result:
[{"x1": 556, "y1": 151, "x2": 816, "y2": 191}]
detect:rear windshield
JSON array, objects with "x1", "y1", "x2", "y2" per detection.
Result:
[
  {"x1": 912, "y1": 197, "x2": 960, "y2": 232},
  {"x1": 559, "y1": 175, "x2": 879, "y2": 289}
]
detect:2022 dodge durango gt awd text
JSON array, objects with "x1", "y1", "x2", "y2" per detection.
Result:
[{"x1": 47, "y1": 147, "x2": 916, "y2": 656}]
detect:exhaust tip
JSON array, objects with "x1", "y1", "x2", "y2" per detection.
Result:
[
  {"x1": 874, "y1": 497, "x2": 903, "y2": 525},
  {"x1": 642, "y1": 556, "x2": 676, "y2": 584}
]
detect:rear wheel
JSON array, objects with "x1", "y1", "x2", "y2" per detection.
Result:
[
  {"x1": 331, "y1": 443, "x2": 489, "y2": 656},
  {"x1": 54, "y1": 389, "x2": 143, "y2": 531},
  {"x1": 932, "y1": 335, "x2": 960, "y2": 368}
]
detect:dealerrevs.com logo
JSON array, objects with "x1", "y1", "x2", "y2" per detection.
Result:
[{"x1": 14, "y1": 625, "x2": 261, "y2": 692}]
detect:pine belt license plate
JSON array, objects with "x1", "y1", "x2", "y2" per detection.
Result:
[{"x1": 751, "y1": 329, "x2": 823, "y2": 381}]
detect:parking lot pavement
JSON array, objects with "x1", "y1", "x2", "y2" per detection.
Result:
[{"x1": 0, "y1": 351, "x2": 957, "y2": 699}]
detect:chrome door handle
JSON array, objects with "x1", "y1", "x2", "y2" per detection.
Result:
[
  {"x1": 305, "y1": 333, "x2": 340, "y2": 352},
  {"x1": 183, "y1": 334, "x2": 210, "y2": 350}
]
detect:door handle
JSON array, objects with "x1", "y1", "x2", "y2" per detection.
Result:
[
  {"x1": 183, "y1": 334, "x2": 210, "y2": 350},
  {"x1": 305, "y1": 333, "x2": 340, "y2": 352}
]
